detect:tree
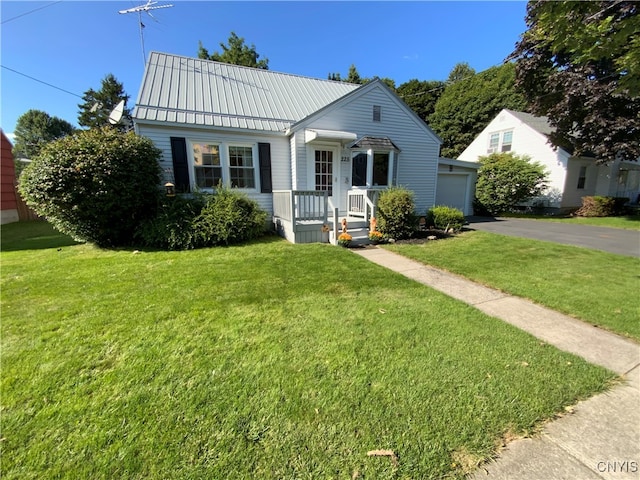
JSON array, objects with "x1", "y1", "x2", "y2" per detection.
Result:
[
  {"x1": 429, "y1": 63, "x2": 527, "y2": 158},
  {"x1": 12, "y1": 109, "x2": 76, "y2": 160},
  {"x1": 396, "y1": 79, "x2": 445, "y2": 122},
  {"x1": 474, "y1": 152, "x2": 548, "y2": 215},
  {"x1": 510, "y1": 1, "x2": 640, "y2": 163},
  {"x1": 198, "y1": 32, "x2": 269, "y2": 69},
  {"x1": 19, "y1": 128, "x2": 162, "y2": 247},
  {"x1": 446, "y1": 62, "x2": 475, "y2": 83},
  {"x1": 77, "y1": 74, "x2": 131, "y2": 131}
]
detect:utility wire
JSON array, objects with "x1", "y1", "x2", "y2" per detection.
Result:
[
  {"x1": 1, "y1": 1, "x2": 63, "y2": 25},
  {"x1": 1, "y1": 65, "x2": 82, "y2": 99}
]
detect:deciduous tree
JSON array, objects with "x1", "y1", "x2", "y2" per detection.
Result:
[
  {"x1": 396, "y1": 79, "x2": 445, "y2": 123},
  {"x1": 510, "y1": 1, "x2": 640, "y2": 163},
  {"x1": 429, "y1": 63, "x2": 527, "y2": 158},
  {"x1": 12, "y1": 109, "x2": 76, "y2": 160}
]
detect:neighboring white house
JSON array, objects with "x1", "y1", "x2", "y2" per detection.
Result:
[
  {"x1": 458, "y1": 109, "x2": 640, "y2": 213},
  {"x1": 132, "y1": 52, "x2": 467, "y2": 243}
]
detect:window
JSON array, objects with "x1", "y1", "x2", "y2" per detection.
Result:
[
  {"x1": 191, "y1": 142, "x2": 257, "y2": 190},
  {"x1": 193, "y1": 144, "x2": 222, "y2": 188},
  {"x1": 488, "y1": 133, "x2": 499, "y2": 153},
  {"x1": 373, "y1": 105, "x2": 381, "y2": 122},
  {"x1": 229, "y1": 146, "x2": 255, "y2": 188},
  {"x1": 315, "y1": 150, "x2": 333, "y2": 195},
  {"x1": 488, "y1": 131, "x2": 513, "y2": 153},
  {"x1": 351, "y1": 150, "x2": 393, "y2": 187},
  {"x1": 352, "y1": 152, "x2": 367, "y2": 187},
  {"x1": 577, "y1": 166, "x2": 587, "y2": 189},
  {"x1": 373, "y1": 152, "x2": 389, "y2": 186},
  {"x1": 501, "y1": 131, "x2": 513, "y2": 152}
]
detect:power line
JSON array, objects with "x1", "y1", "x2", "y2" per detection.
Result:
[
  {"x1": 1, "y1": 65, "x2": 82, "y2": 99},
  {"x1": 1, "y1": 1, "x2": 63, "y2": 25}
]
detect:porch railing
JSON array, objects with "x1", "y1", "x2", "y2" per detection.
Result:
[
  {"x1": 347, "y1": 188, "x2": 384, "y2": 222},
  {"x1": 273, "y1": 190, "x2": 329, "y2": 224}
]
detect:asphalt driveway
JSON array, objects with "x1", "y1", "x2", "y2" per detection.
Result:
[{"x1": 466, "y1": 217, "x2": 640, "y2": 258}]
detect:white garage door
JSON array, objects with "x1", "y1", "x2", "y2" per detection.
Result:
[{"x1": 436, "y1": 174, "x2": 468, "y2": 213}]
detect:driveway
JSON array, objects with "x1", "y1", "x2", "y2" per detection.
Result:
[{"x1": 466, "y1": 217, "x2": 640, "y2": 258}]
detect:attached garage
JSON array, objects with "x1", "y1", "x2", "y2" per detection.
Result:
[{"x1": 435, "y1": 158, "x2": 479, "y2": 216}]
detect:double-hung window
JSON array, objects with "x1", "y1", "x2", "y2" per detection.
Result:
[
  {"x1": 488, "y1": 131, "x2": 513, "y2": 153},
  {"x1": 191, "y1": 142, "x2": 257, "y2": 190},
  {"x1": 229, "y1": 146, "x2": 255, "y2": 189},
  {"x1": 193, "y1": 144, "x2": 222, "y2": 188}
]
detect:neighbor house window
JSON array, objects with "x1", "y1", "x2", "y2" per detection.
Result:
[
  {"x1": 229, "y1": 146, "x2": 255, "y2": 189},
  {"x1": 577, "y1": 166, "x2": 587, "y2": 189},
  {"x1": 193, "y1": 144, "x2": 222, "y2": 188},
  {"x1": 488, "y1": 133, "x2": 499, "y2": 153},
  {"x1": 501, "y1": 131, "x2": 513, "y2": 152}
]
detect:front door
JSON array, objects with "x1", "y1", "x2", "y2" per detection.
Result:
[{"x1": 313, "y1": 147, "x2": 340, "y2": 211}]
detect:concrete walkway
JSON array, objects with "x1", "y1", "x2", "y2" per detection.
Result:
[{"x1": 352, "y1": 247, "x2": 640, "y2": 480}]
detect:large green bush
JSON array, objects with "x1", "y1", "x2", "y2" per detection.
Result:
[
  {"x1": 196, "y1": 187, "x2": 268, "y2": 246},
  {"x1": 426, "y1": 205, "x2": 466, "y2": 232},
  {"x1": 135, "y1": 195, "x2": 205, "y2": 250},
  {"x1": 19, "y1": 127, "x2": 162, "y2": 247},
  {"x1": 474, "y1": 152, "x2": 548, "y2": 216},
  {"x1": 377, "y1": 186, "x2": 418, "y2": 240}
]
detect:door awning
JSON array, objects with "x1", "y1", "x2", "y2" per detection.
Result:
[{"x1": 305, "y1": 129, "x2": 358, "y2": 144}]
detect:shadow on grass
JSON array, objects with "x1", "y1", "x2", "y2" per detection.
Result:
[{"x1": 1, "y1": 221, "x2": 81, "y2": 252}]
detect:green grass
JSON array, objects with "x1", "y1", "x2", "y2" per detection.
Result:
[
  {"x1": 386, "y1": 231, "x2": 640, "y2": 341},
  {"x1": 1, "y1": 223, "x2": 615, "y2": 479},
  {"x1": 500, "y1": 213, "x2": 640, "y2": 230},
  {"x1": 1, "y1": 221, "x2": 80, "y2": 251}
]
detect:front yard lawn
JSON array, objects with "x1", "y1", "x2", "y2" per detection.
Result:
[
  {"x1": 1, "y1": 223, "x2": 615, "y2": 478},
  {"x1": 386, "y1": 230, "x2": 640, "y2": 341},
  {"x1": 500, "y1": 213, "x2": 640, "y2": 230}
]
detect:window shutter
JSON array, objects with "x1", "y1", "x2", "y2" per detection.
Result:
[
  {"x1": 258, "y1": 142, "x2": 272, "y2": 193},
  {"x1": 170, "y1": 137, "x2": 190, "y2": 193}
]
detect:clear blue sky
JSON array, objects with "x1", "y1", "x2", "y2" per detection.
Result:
[{"x1": 1, "y1": 1, "x2": 527, "y2": 139}]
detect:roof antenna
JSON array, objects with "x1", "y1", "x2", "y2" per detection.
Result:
[{"x1": 119, "y1": 1, "x2": 174, "y2": 66}]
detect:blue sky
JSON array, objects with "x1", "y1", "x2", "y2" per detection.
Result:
[{"x1": 1, "y1": 1, "x2": 527, "y2": 139}]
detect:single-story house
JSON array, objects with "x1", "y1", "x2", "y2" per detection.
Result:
[
  {"x1": 132, "y1": 52, "x2": 472, "y2": 243},
  {"x1": 1, "y1": 131, "x2": 19, "y2": 225},
  {"x1": 458, "y1": 109, "x2": 640, "y2": 213}
]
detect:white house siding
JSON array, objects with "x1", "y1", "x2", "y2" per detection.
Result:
[
  {"x1": 135, "y1": 123, "x2": 291, "y2": 214},
  {"x1": 291, "y1": 83, "x2": 440, "y2": 214},
  {"x1": 459, "y1": 110, "x2": 571, "y2": 209}
]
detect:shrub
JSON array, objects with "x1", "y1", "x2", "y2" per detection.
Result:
[
  {"x1": 475, "y1": 152, "x2": 548, "y2": 215},
  {"x1": 574, "y1": 196, "x2": 627, "y2": 217},
  {"x1": 426, "y1": 205, "x2": 466, "y2": 232},
  {"x1": 19, "y1": 127, "x2": 162, "y2": 247},
  {"x1": 377, "y1": 186, "x2": 418, "y2": 240},
  {"x1": 196, "y1": 186, "x2": 267, "y2": 246},
  {"x1": 135, "y1": 195, "x2": 205, "y2": 250}
]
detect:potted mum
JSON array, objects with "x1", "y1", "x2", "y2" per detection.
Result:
[
  {"x1": 368, "y1": 230, "x2": 384, "y2": 244},
  {"x1": 337, "y1": 232, "x2": 352, "y2": 247}
]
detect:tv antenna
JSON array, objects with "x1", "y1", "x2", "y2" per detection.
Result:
[{"x1": 119, "y1": 1, "x2": 174, "y2": 65}]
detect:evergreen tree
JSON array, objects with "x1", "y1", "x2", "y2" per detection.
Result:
[
  {"x1": 198, "y1": 32, "x2": 269, "y2": 69},
  {"x1": 77, "y1": 74, "x2": 131, "y2": 132}
]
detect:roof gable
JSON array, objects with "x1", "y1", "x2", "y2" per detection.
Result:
[
  {"x1": 289, "y1": 79, "x2": 442, "y2": 145},
  {"x1": 133, "y1": 52, "x2": 359, "y2": 132}
]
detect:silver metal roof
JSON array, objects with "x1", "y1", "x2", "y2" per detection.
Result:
[{"x1": 133, "y1": 52, "x2": 360, "y2": 132}]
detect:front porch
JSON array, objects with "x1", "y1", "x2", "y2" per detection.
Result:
[{"x1": 272, "y1": 189, "x2": 383, "y2": 244}]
